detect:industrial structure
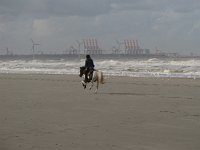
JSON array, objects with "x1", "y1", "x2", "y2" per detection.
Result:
[
  {"x1": 112, "y1": 39, "x2": 150, "y2": 55},
  {"x1": 124, "y1": 39, "x2": 143, "y2": 54},
  {"x1": 69, "y1": 46, "x2": 78, "y2": 55},
  {"x1": 83, "y1": 38, "x2": 102, "y2": 55},
  {"x1": 69, "y1": 38, "x2": 152, "y2": 56},
  {"x1": 31, "y1": 39, "x2": 40, "y2": 59},
  {"x1": 65, "y1": 38, "x2": 152, "y2": 56},
  {"x1": 0, "y1": 37, "x2": 183, "y2": 58}
]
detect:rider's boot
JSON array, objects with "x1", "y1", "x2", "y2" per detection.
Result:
[{"x1": 88, "y1": 71, "x2": 93, "y2": 82}]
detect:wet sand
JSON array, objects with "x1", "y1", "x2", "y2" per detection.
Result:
[{"x1": 0, "y1": 73, "x2": 200, "y2": 150}]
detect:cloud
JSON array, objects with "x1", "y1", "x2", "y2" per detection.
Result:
[
  {"x1": 0, "y1": 0, "x2": 113, "y2": 19},
  {"x1": 0, "y1": 0, "x2": 200, "y2": 54},
  {"x1": 1, "y1": 0, "x2": 200, "y2": 18}
]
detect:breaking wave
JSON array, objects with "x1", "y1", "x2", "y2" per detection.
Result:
[{"x1": 0, "y1": 57, "x2": 200, "y2": 78}]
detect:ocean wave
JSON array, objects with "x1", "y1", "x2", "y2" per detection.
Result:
[{"x1": 0, "y1": 58, "x2": 200, "y2": 78}]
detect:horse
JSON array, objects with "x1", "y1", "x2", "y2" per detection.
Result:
[{"x1": 79, "y1": 66, "x2": 105, "y2": 93}]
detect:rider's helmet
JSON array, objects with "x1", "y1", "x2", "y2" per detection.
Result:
[{"x1": 86, "y1": 54, "x2": 90, "y2": 59}]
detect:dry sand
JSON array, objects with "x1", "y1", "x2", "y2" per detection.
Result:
[{"x1": 0, "y1": 73, "x2": 200, "y2": 150}]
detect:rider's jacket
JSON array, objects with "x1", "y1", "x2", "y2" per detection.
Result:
[{"x1": 85, "y1": 58, "x2": 94, "y2": 68}]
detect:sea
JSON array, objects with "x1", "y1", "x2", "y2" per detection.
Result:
[{"x1": 0, "y1": 55, "x2": 200, "y2": 79}]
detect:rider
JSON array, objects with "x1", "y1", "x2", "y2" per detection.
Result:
[{"x1": 83, "y1": 54, "x2": 95, "y2": 84}]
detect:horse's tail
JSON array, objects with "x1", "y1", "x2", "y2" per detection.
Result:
[{"x1": 100, "y1": 71, "x2": 105, "y2": 84}]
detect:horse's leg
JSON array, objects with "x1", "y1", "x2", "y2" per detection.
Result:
[
  {"x1": 89, "y1": 80, "x2": 94, "y2": 90},
  {"x1": 82, "y1": 81, "x2": 86, "y2": 89},
  {"x1": 94, "y1": 80, "x2": 99, "y2": 93},
  {"x1": 82, "y1": 76, "x2": 87, "y2": 89},
  {"x1": 89, "y1": 72, "x2": 96, "y2": 90}
]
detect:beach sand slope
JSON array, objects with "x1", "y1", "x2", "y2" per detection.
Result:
[{"x1": 0, "y1": 74, "x2": 200, "y2": 150}]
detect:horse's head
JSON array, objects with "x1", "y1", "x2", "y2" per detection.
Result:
[{"x1": 79, "y1": 66, "x2": 86, "y2": 77}]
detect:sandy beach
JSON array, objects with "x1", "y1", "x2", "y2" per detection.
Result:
[{"x1": 0, "y1": 73, "x2": 200, "y2": 150}]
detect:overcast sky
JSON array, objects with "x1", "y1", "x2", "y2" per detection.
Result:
[{"x1": 0, "y1": 0, "x2": 200, "y2": 55}]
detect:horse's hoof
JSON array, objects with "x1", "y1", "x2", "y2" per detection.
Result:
[
  {"x1": 82, "y1": 83, "x2": 86, "y2": 89},
  {"x1": 81, "y1": 81, "x2": 86, "y2": 85}
]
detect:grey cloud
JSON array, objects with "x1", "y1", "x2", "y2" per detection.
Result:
[
  {"x1": 111, "y1": 0, "x2": 200, "y2": 14},
  {"x1": 1, "y1": 0, "x2": 200, "y2": 19},
  {"x1": 0, "y1": 0, "x2": 113, "y2": 19},
  {"x1": 0, "y1": 0, "x2": 200, "y2": 54},
  {"x1": 0, "y1": 0, "x2": 28, "y2": 16},
  {"x1": 46, "y1": 0, "x2": 112, "y2": 17}
]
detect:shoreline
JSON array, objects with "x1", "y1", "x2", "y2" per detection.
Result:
[
  {"x1": 0, "y1": 72, "x2": 199, "y2": 80},
  {"x1": 1, "y1": 73, "x2": 200, "y2": 150}
]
